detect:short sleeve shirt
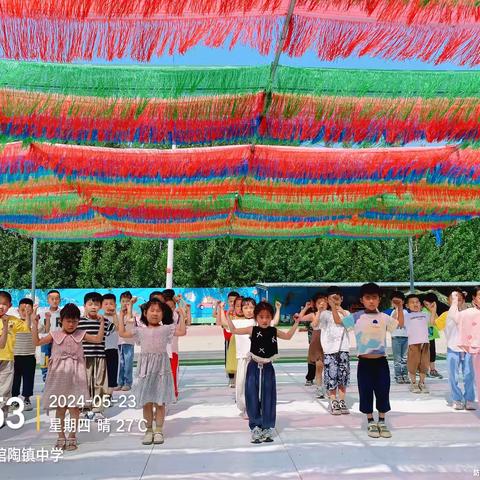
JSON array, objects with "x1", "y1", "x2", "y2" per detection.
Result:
[
  {"x1": 404, "y1": 311, "x2": 430, "y2": 345},
  {"x1": 319, "y1": 310, "x2": 350, "y2": 354},
  {"x1": 342, "y1": 310, "x2": 397, "y2": 357},
  {"x1": 0, "y1": 316, "x2": 30, "y2": 361}
]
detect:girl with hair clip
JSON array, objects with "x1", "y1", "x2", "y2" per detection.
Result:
[
  {"x1": 220, "y1": 298, "x2": 281, "y2": 418},
  {"x1": 118, "y1": 298, "x2": 186, "y2": 445},
  {"x1": 224, "y1": 301, "x2": 300, "y2": 444},
  {"x1": 32, "y1": 303, "x2": 105, "y2": 451}
]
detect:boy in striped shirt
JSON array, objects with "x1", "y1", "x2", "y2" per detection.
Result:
[{"x1": 77, "y1": 292, "x2": 112, "y2": 420}]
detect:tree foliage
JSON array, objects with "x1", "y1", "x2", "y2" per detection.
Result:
[{"x1": 0, "y1": 219, "x2": 479, "y2": 288}]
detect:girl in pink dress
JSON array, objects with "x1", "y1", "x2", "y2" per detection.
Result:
[{"x1": 32, "y1": 303, "x2": 105, "y2": 451}]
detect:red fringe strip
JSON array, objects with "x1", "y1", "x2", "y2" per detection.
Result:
[
  {"x1": 1, "y1": 8, "x2": 479, "y2": 62},
  {"x1": 0, "y1": 17, "x2": 280, "y2": 61},
  {"x1": 0, "y1": 90, "x2": 265, "y2": 120},
  {"x1": 284, "y1": 14, "x2": 480, "y2": 65},
  {"x1": 266, "y1": 94, "x2": 480, "y2": 144},
  {"x1": 0, "y1": 0, "x2": 291, "y2": 19},
  {"x1": 297, "y1": 1, "x2": 480, "y2": 24},
  {"x1": 29, "y1": 143, "x2": 253, "y2": 179},
  {"x1": 252, "y1": 144, "x2": 456, "y2": 179},
  {"x1": 1, "y1": 0, "x2": 478, "y2": 25}
]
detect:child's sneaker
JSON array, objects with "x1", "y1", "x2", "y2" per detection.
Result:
[
  {"x1": 142, "y1": 429, "x2": 154, "y2": 445},
  {"x1": 121, "y1": 385, "x2": 131, "y2": 391},
  {"x1": 429, "y1": 370, "x2": 443, "y2": 379},
  {"x1": 395, "y1": 376, "x2": 404, "y2": 384},
  {"x1": 409, "y1": 383, "x2": 421, "y2": 394},
  {"x1": 315, "y1": 386, "x2": 326, "y2": 399},
  {"x1": 367, "y1": 422, "x2": 380, "y2": 438},
  {"x1": 304, "y1": 380, "x2": 314, "y2": 387},
  {"x1": 418, "y1": 383, "x2": 430, "y2": 394},
  {"x1": 262, "y1": 428, "x2": 274, "y2": 443},
  {"x1": 94, "y1": 412, "x2": 106, "y2": 422},
  {"x1": 23, "y1": 398, "x2": 33, "y2": 412},
  {"x1": 402, "y1": 375, "x2": 410, "y2": 384},
  {"x1": 377, "y1": 421, "x2": 392, "y2": 438},
  {"x1": 228, "y1": 378, "x2": 235, "y2": 388},
  {"x1": 329, "y1": 399, "x2": 342, "y2": 415},
  {"x1": 453, "y1": 401, "x2": 464, "y2": 410},
  {"x1": 338, "y1": 400, "x2": 349, "y2": 415},
  {"x1": 465, "y1": 401, "x2": 477, "y2": 411},
  {"x1": 153, "y1": 429, "x2": 164, "y2": 444},
  {"x1": 250, "y1": 426, "x2": 263, "y2": 444}
]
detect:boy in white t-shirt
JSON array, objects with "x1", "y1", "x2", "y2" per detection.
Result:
[
  {"x1": 313, "y1": 286, "x2": 350, "y2": 416},
  {"x1": 38, "y1": 290, "x2": 61, "y2": 382},
  {"x1": 396, "y1": 294, "x2": 436, "y2": 394}
]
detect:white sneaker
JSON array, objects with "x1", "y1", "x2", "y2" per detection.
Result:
[
  {"x1": 465, "y1": 401, "x2": 477, "y2": 411},
  {"x1": 262, "y1": 428, "x2": 274, "y2": 442},
  {"x1": 453, "y1": 401, "x2": 465, "y2": 410},
  {"x1": 316, "y1": 386, "x2": 326, "y2": 399},
  {"x1": 142, "y1": 430, "x2": 153, "y2": 445},
  {"x1": 251, "y1": 426, "x2": 263, "y2": 444},
  {"x1": 153, "y1": 429, "x2": 164, "y2": 444},
  {"x1": 418, "y1": 383, "x2": 430, "y2": 394}
]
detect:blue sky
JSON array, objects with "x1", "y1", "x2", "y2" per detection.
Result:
[{"x1": 98, "y1": 43, "x2": 478, "y2": 71}]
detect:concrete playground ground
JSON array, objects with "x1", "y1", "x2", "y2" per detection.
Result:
[{"x1": 0, "y1": 327, "x2": 479, "y2": 479}]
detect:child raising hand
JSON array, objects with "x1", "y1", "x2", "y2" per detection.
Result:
[{"x1": 32, "y1": 303, "x2": 105, "y2": 451}]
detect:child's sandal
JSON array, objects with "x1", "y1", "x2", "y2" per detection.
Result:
[
  {"x1": 65, "y1": 437, "x2": 78, "y2": 451},
  {"x1": 54, "y1": 438, "x2": 66, "y2": 450}
]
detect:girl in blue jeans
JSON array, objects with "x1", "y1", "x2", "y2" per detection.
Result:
[
  {"x1": 117, "y1": 292, "x2": 136, "y2": 390},
  {"x1": 224, "y1": 301, "x2": 300, "y2": 444}
]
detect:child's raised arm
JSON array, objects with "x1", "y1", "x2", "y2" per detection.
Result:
[
  {"x1": 277, "y1": 314, "x2": 300, "y2": 340},
  {"x1": 174, "y1": 311, "x2": 187, "y2": 337},
  {"x1": 391, "y1": 298, "x2": 405, "y2": 327},
  {"x1": 84, "y1": 316, "x2": 105, "y2": 343},
  {"x1": 447, "y1": 292, "x2": 460, "y2": 324},
  {"x1": 311, "y1": 309, "x2": 321, "y2": 329},
  {"x1": 117, "y1": 311, "x2": 135, "y2": 339},
  {"x1": 214, "y1": 301, "x2": 223, "y2": 327},
  {"x1": 330, "y1": 298, "x2": 344, "y2": 325},
  {"x1": 44, "y1": 310, "x2": 51, "y2": 334},
  {"x1": 185, "y1": 304, "x2": 192, "y2": 326},
  {"x1": 271, "y1": 301, "x2": 282, "y2": 326},
  {"x1": 222, "y1": 302, "x2": 253, "y2": 336},
  {"x1": 298, "y1": 301, "x2": 315, "y2": 323},
  {"x1": 425, "y1": 302, "x2": 438, "y2": 325},
  {"x1": 219, "y1": 306, "x2": 229, "y2": 329},
  {"x1": 31, "y1": 312, "x2": 52, "y2": 346},
  {"x1": 0, "y1": 317, "x2": 9, "y2": 349}
]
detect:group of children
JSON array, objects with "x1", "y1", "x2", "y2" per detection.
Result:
[
  {"x1": 217, "y1": 284, "x2": 480, "y2": 443},
  {"x1": 0, "y1": 283, "x2": 479, "y2": 450},
  {"x1": 0, "y1": 288, "x2": 190, "y2": 450}
]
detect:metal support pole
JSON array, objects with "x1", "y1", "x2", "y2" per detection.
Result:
[
  {"x1": 408, "y1": 237, "x2": 415, "y2": 292},
  {"x1": 166, "y1": 239, "x2": 174, "y2": 289},
  {"x1": 31, "y1": 238, "x2": 38, "y2": 301},
  {"x1": 165, "y1": 143, "x2": 176, "y2": 289}
]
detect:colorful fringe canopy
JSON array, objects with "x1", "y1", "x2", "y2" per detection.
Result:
[
  {"x1": 2, "y1": 61, "x2": 480, "y2": 147},
  {"x1": 0, "y1": 1, "x2": 479, "y2": 63},
  {"x1": 0, "y1": 142, "x2": 478, "y2": 240}
]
